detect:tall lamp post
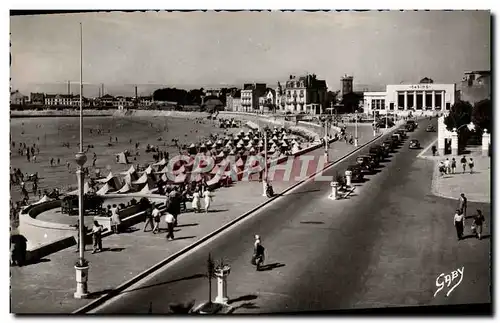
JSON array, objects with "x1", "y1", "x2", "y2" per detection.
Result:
[
  {"x1": 74, "y1": 23, "x2": 89, "y2": 299},
  {"x1": 320, "y1": 115, "x2": 329, "y2": 162},
  {"x1": 261, "y1": 123, "x2": 268, "y2": 197},
  {"x1": 354, "y1": 109, "x2": 359, "y2": 147}
]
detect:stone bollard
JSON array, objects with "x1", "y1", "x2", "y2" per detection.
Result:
[
  {"x1": 329, "y1": 181, "x2": 339, "y2": 200},
  {"x1": 345, "y1": 170, "x2": 352, "y2": 188},
  {"x1": 74, "y1": 264, "x2": 90, "y2": 299},
  {"x1": 482, "y1": 129, "x2": 490, "y2": 157},
  {"x1": 214, "y1": 265, "x2": 231, "y2": 304}
]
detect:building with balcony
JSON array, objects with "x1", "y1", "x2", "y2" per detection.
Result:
[
  {"x1": 139, "y1": 96, "x2": 154, "y2": 107},
  {"x1": 258, "y1": 88, "x2": 276, "y2": 113},
  {"x1": 363, "y1": 82, "x2": 456, "y2": 116},
  {"x1": 284, "y1": 74, "x2": 327, "y2": 115},
  {"x1": 457, "y1": 70, "x2": 491, "y2": 105},
  {"x1": 204, "y1": 88, "x2": 222, "y2": 97},
  {"x1": 100, "y1": 94, "x2": 116, "y2": 107},
  {"x1": 45, "y1": 94, "x2": 73, "y2": 106},
  {"x1": 240, "y1": 83, "x2": 267, "y2": 112},
  {"x1": 226, "y1": 90, "x2": 242, "y2": 111}
]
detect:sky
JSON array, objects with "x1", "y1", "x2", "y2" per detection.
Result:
[{"x1": 10, "y1": 10, "x2": 490, "y2": 96}]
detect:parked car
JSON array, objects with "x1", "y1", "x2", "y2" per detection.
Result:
[
  {"x1": 406, "y1": 120, "x2": 417, "y2": 129},
  {"x1": 409, "y1": 139, "x2": 421, "y2": 149},
  {"x1": 368, "y1": 152, "x2": 380, "y2": 166},
  {"x1": 426, "y1": 125, "x2": 435, "y2": 132},
  {"x1": 382, "y1": 140, "x2": 395, "y2": 152},
  {"x1": 369, "y1": 145, "x2": 387, "y2": 158},
  {"x1": 395, "y1": 129, "x2": 407, "y2": 138},
  {"x1": 356, "y1": 155, "x2": 374, "y2": 172},
  {"x1": 405, "y1": 124, "x2": 415, "y2": 132},
  {"x1": 391, "y1": 133, "x2": 401, "y2": 143},
  {"x1": 346, "y1": 164, "x2": 364, "y2": 182}
]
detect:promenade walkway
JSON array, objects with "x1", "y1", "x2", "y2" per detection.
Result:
[
  {"x1": 11, "y1": 126, "x2": 379, "y2": 313},
  {"x1": 418, "y1": 141, "x2": 491, "y2": 203}
]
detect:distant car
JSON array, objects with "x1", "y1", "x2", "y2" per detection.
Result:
[
  {"x1": 395, "y1": 129, "x2": 407, "y2": 138},
  {"x1": 426, "y1": 125, "x2": 435, "y2": 132},
  {"x1": 382, "y1": 140, "x2": 395, "y2": 151},
  {"x1": 356, "y1": 155, "x2": 374, "y2": 172},
  {"x1": 405, "y1": 124, "x2": 415, "y2": 132},
  {"x1": 409, "y1": 139, "x2": 421, "y2": 149},
  {"x1": 368, "y1": 152, "x2": 380, "y2": 166},
  {"x1": 391, "y1": 133, "x2": 401, "y2": 143},
  {"x1": 346, "y1": 164, "x2": 364, "y2": 182}
]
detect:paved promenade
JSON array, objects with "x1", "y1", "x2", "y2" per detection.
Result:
[
  {"x1": 418, "y1": 140, "x2": 490, "y2": 203},
  {"x1": 11, "y1": 126, "x2": 380, "y2": 313}
]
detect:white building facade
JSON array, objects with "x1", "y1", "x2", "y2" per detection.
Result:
[{"x1": 364, "y1": 83, "x2": 456, "y2": 116}]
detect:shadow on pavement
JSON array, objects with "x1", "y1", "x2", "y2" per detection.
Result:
[
  {"x1": 228, "y1": 294, "x2": 258, "y2": 304},
  {"x1": 258, "y1": 262, "x2": 285, "y2": 271},
  {"x1": 286, "y1": 188, "x2": 321, "y2": 196},
  {"x1": 88, "y1": 288, "x2": 114, "y2": 299},
  {"x1": 121, "y1": 274, "x2": 206, "y2": 294},
  {"x1": 300, "y1": 221, "x2": 325, "y2": 225},
  {"x1": 121, "y1": 227, "x2": 140, "y2": 234},
  {"x1": 207, "y1": 209, "x2": 229, "y2": 213},
  {"x1": 101, "y1": 247, "x2": 126, "y2": 252},
  {"x1": 176, "y1": 223, "x2": 198, "y2": 228},
  {"x1": 173, "y1": 236, "x2": 196, "y2": 241},
  {"x1": 232, "y1": 302, "x2": 260, "y2": 312}
]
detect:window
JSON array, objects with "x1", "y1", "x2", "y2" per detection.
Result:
[
  {"x1": 407, "y1": 93, "x2": 414, "y2": 108},
  {"x1": 434, "y1": 92, "x2": 442, "y2": 108},
  {"x1": 381, "y1": 100, "x2": 386, "y2": 110},
  {"x1": 397, "y1": 92, "x2": 405, "y2": 108},
  {"x1": 416, "y1": 92, "x2": 423, "y2": 109},
  {"x1": 389, "y1": 103, "x2": 394, "y2": 110},
  {"x1": 371, "y1": 99, "x2": 376, "y2": 110},
  {"x1": 446, "y1": 103, "x2": 451, "y2": 110}
]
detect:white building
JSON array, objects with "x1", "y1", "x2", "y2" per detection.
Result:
[{"x1": 364, "y1": 83, "x2": 456, "y2": 116}]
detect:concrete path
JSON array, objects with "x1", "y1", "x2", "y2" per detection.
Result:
[
  {"x1": 418, "y1": 139, "x2": 490, "y2": 203},
  {"x1": 10, "y1": 126, "x2": 377, "y2": 313}
]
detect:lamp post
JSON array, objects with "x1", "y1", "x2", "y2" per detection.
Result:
[
  {"x1": 385, "y1": 111, "x2": 388, "y2": 129},
  {"x1": 354, "y1": 109, "x2": 359, "y2": 147},
  {"x1": 74, "y1": 23, "x2": 89, "y2": 299},
  {"x1": 262, "y1": 125, "x2": 268, "y2": 197},
  {"x1": 320, "y1": 115, "x2": 329, "y2": 162}
]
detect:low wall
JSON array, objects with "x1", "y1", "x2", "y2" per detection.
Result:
[
  {"x1": 26, "y1": 235, "x2": 77, "y2": 261},
  {"x1": 20, "y1": 200, "x2": 75, "y2": 231},
  {"x1": 10, "y1": 109, "x2": 115, "y2": 118}
]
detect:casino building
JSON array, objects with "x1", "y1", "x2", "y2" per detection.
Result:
[{"x1": 363, "y1": 83, "x2": 456, "y2": 116}]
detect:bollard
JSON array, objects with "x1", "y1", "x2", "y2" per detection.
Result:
[
  {"x1": 329, "y1": 181, "x2": 339, "y2": 200},
  {"x1": 345, "y1": 170, "x2": 352, "y2": 188},
  {"x1": 74, "y1": 264, "x2": 90, "y2": 299},
  {"x1": 214, "y1": 265, "x2": 231, "y2": 304}
]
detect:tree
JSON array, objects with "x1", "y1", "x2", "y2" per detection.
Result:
[
  {"x1": 472, "y1": 99, "x2": 492, "y2": 132},
  {"x1": 444, "y1": 100, "x2": 474, "y2": 150}
]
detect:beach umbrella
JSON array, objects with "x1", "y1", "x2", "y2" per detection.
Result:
[
  {"x1": 236, "y1": 143, "x2": 243, "y2": 149},
  {"x1": 217, "y1": 151, "x2": 225, "y2": 158},
  {"x1": 281, "y1": 141, "x2": 288, "y2": 147},
  {"x1": 246, "y1": 142, "x2": 253, "y2": 149},
  {"x1": 272, "y1": 135, "x2": 278, "y2": 140},
  {"x1": 237, "y1": 139, "x2": 244, "y2": 145},
  {"x1": 243, "y1": 135, "x2": 250, "y2": 141},
  {"x1": 200, "y1": 143, "x2": 206, "y2": 148},
  {"x1": 206, "y1": 140, "x2": 213, "y2": 146},
  {"x1": 229, "y1": 150, "x2": 236, "y2": 155},
  {"x1": 225, "y1": 141, "x2": 232, "y2": 148},
  {"x1": 268, "y1": 147, "x2": 276, "y2": 154},
  {"x1": 249, "y1": 147, "x2": 256, "y2": 154},
  {"x1": 216, "y1": 139, "x2": 223, "y2": 145},
  {"x1": 188, "y1": 143, "x2": 196, "y2": 148},
  {"x1": 257, "y1": 142, "x2": 264, "y2": 148}
]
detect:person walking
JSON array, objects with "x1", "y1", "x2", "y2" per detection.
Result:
[
  {"x1": 468, "y1": 158, "x2": 474, "y2": 174},
  {"x1": 111, "y1": 204, "x2": 121, "y2": 234},
  {"x1": 444, "y1": 158, "x2": 451, "y2": 175},
  {"x1": 203, "y1": 189, "x2": 213, "y2": 213},
  {"x1": 91, "y1": 221, "x2": 103, "y2": 253},
  {"x1": 451, "y1": 158, "x2": 457, "y2": 174},
  {"x1": 143, "y1": 206, "x2": 154, "y2": 232},
  {"x1": 431, "y1": 145, "x2": 437, "y2": 156},
  {"x1": 454, "y1": 209, "x2": 465, "y2": 241},
  {"x1": 192, "y1": 189, "x2": 201, "y2": 213},
  {"x1": 460, "y1": 156, "x2": 467, "y2": 173},
  {"x1": 458, "y1": 193, "x2": 468, "y2": 218},
  {"x1": 472, "y1": 209, "x2": 485, "y2": 240},
  {"x1": 164, "y1": 211, "x2": 176, "y2": 241},
  {"x1": 168, "y1": 188, "x2": 181, "y2": 226},
  {"x1": 152, "y1": 204, "x2": 162, "y2": 234}
]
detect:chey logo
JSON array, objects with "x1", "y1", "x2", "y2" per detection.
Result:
[{"x1": 434, "y1": 267, "x2": 464, "y2": 298}]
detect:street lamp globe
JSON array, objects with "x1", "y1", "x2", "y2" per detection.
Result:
[{"x1": 75, "y1": 152, "x2": 87, "y2": 167}]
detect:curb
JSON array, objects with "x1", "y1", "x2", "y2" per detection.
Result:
[{"x1": 74, "y1": 128, "x2": 398, "y2": 314}]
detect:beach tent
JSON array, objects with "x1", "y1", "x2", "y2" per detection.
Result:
[
  {"x1": 123, "y1": 172, "x2": 135, "y2": 185},
  {"x1": 143, "y1": 165, "x2": 154, "y2": 175},
  {"x1": 158, "y1": 165, "x2": 170, "y2": 174},
  {"x1": 97, "y1": 172, "x2": 114, "y2": 184},
  {"x1": 68, "y1": 182, "x2": 91, "y2": 195},
  {"x1": 132, "y1": 172, "x2": 148, "y2": 185},
  {"x1": 96, "y1": 183, "x2": 112, "y2": 195},
  {"x1": 140, "y1": 182, "x2": 154, "y2": 194},
  {"x1": 120, "y1": 165, "x2": 137, "y2": 175},
  {"x1": 116, "y1": 152, "x2": 129, "y2": 164},
  {"x1": 206, "y1": 174, "x2": 221, "y2": 188},
  {"x1": 33, "y1": 195, "x2": 54, "y2": 205},
  {"x1": 153, "y1": 158, "x2": 167, "y2": 167},
  {"x1": 117, "y1": 182, "x2": 132, "y2": 194},
  {"x1": 188, "y1": 143, "x2": 196, "y2": 149}
]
